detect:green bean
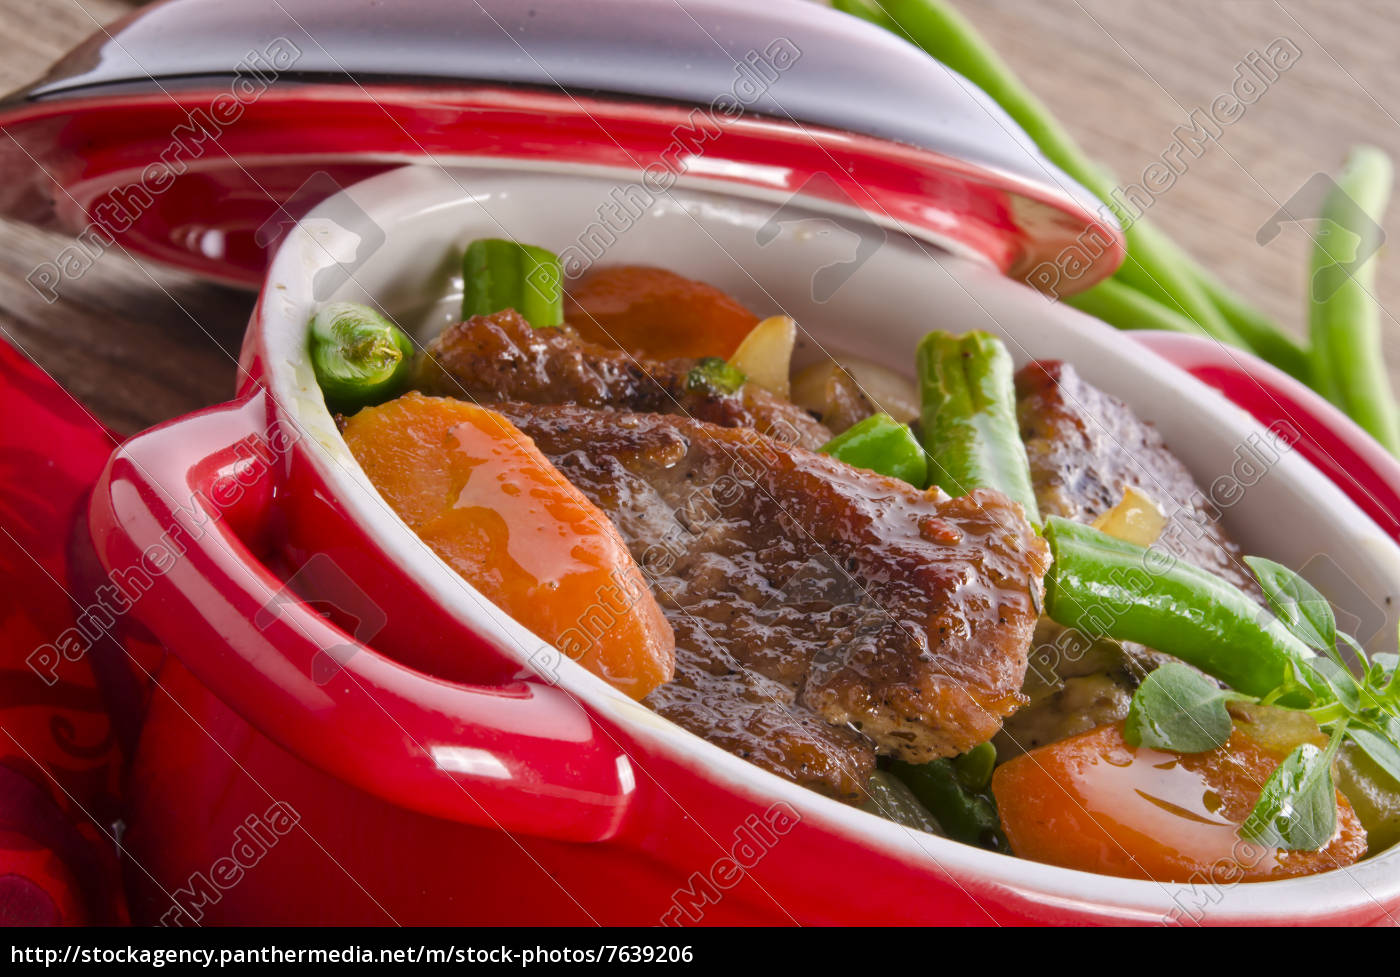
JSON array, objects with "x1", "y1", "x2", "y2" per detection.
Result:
[
  {"x1": 1158, "y1": 237, "x2": 1312, "y2": 382},
  {"x1": 849, "y1": 0, "x2": 1326, "y2": 366},
  {"x1": 820, "y1": 412, "x2": 928, "y2": 487},
  {"x1": 837, "y1": 0, "x2": 1306, "y2": 356},
  {"x1": 1042, "y1": 517, "x2": 1331, "y2": 703},
  {"x1": 1308, "y1": 146, "x2": 1400, "y2": 454},
  {"x1": 1072, "y1": 266, "x2": 1306, "y2": 375},
  {"x1": 888, "y1": 758, "x2": 1007, "y2": 851},
  {"x1": 916, "y1": 330, "x2": 1040, "y2": 523},
  {"x1": 1110, "y1": 226, "x2": 1250, "y2": 348},
  {"x1": 861, "y1": 770, "x2": 944, "y2": 834},
  {"x1": 462, "y1": 238, "x2": 564, "y2": 328},
  {"x1": 308, "y1": 302, "x2": 415, "y2": 411},
  {"x1": 870, "y1": 0, "x2": 1097, "y2": 195},
  {"x1": 865, "y1": 0, "x2": 1243, "y2": 343},
  {"x1": 1203, "y1": 289, "x2": 1311, "y2": 383},
  {"x1": 1066, "y1": 277, "x2": 1221, "y2": 340},
  {"x1": 951, "y1": 740, "x2": 997, "y2": 793},
  {"x1": 831, "y1": 0, "x2": 898, "y2": 30},
  {"x1": 846, "y1": 0, "x2": 1323, "y2": 373}
]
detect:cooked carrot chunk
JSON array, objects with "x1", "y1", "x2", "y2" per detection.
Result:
[
  {"x1": 991, "y1": 722, "x2": 1366, "y2": 883},
  {"x1": 563, "y1": 265, "x2": 759, "y2": 361},
  {"x1": 342, "y1": 392, "x2": 675, "y2": 699}
]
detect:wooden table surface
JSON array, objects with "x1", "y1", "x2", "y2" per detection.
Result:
[{"x1": 4, "y1": 0, "x2": 1399, "y2": 435}]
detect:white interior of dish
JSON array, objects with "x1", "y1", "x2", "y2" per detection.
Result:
[{"x1": 260, "y1": 163, "x2": 1400, "y2": 923}]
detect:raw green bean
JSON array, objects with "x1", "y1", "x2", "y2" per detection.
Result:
[
  {"x1": 1110, "y1": 224, "x2": 1249, "y2": 348},
  {"x1": 916, "y1": 330, "x2": 1040, "y2": 523},
  {"x1": 1308, "y1": 146, "x2": 1400, "y2": 454},
  {"x1": 820, "y1": 412, "x2": 928, "y2": 487},
  {"x1": 831, "y1": 0, "x2": 898, "y2": 30},
  {"x1": 1158, "y1": 236, "x2": 1312, "y2": 381},
  {"x1": 1066, "y1": 277, "x2": 1220, "y2": 340},
  {"x1": 859, "y1": 0, "x2": 1242, "y2": 345},
  {"x1": 1042, "y1": 517, "x2": 1331, "y2": 703},
  {"x1": 1198, "y1": 276, "x2": 1312, "y2": 383},
  {"x1": 308, "y1": 302, "x2": 415, "y2": 411},
  {"x1": 870, "y1": 0, "x2": 1099, "y2": 198},
  {"x1": 840, "y1": 0, "x2": 1331, "y2": 375}
]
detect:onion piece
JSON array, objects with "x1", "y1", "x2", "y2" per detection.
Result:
[
  {"x1": 791, "y1": 356, "x2": 920, "y2": 433},
  {"x1": 1090, "y1": 486, "x2": 1167, "y2": 547},
  {"x1": 729, "y1": 315, "x2": 797, "y2": 398}
]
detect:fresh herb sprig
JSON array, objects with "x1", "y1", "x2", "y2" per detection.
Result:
[
  {"x1": 1124, "y1": 663, "x2": 1237, "y2": 753},
  {"x1": 1125, "y1": 557, "x2": 1400, "y2": 851}
]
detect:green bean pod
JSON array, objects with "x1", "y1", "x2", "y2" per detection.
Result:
[
  {"x1": 861, "y1": 770, "x2": 944, "y2": 835},
  {"x1": 462, "y1": 238, "x2": 564, "y2": 328},
  {"x1": 1308, "y1": 146, "x2": 1400, "y2": 455},
  {"x1": 888, "y1": 758, "x2": 1008, "y2": 851},
  {"x1": 916, "y1": 330, "x2": 1040, "y2": 523},
  {"x1": 855, "y1": 0, "x2": 1243, "y2": 344},
  {"x1": 820, "y1": 412, "x2": 928, "y2": 487},
  {"x1": 308, "y1": 302, "x2": 415, "y2": 411},
  {"x1": 1159, "y1": 237, "x2": 1312, "y2": 382},
  {"x1": 1109, "y1": 224, "x2": 1250, "y2": 348},
  {"x1": 1066, "y1": 277, "x2": 1221, "y2": 340},
  {"x1": 951, "y1": 740, "x2": 997, "y2": 793},
  {"x1": 1042, "y1": 517, "x2": 1331, "y2": 703},
  {"x1": 835, "y1": 0, "x2": 1328, "y2": 361}
]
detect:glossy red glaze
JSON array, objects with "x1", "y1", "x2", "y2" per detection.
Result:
[{"x1": 0, "y1": 85, "x2": 1121, "y2": 293}]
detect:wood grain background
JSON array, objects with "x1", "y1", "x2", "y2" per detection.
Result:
[{"x1": 3, "y1": 0, "x2": 1398, "y2": 434}]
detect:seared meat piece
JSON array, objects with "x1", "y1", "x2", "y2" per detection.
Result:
[
  {"x1": 419, "y1": 310, "x2": 832, "y2": 450},
  {"x1": 1016, "y1": 360, "x2": 1257, "y2": 592},
  {"x1": 647, "y1": 668, "x2": 877, "y2": 803},
  {"x1": 495, "y1": 402, "x2": 1050, "y2": 801}
]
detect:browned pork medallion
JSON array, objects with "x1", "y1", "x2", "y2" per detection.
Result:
[{"x1": 498, "y1": 402, "x2": 1049, "y2": 800}]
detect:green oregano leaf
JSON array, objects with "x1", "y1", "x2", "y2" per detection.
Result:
[
  {"x1": 1373, "y1": 651, "x2": 1399, "y2": 700},
  {"x1": 1338, "y1": 630, "x2": 1371, "y2": 672},
  {"x1": 1124, "y1": 663, "x2": 1233, "y2": 753},
  {"x1": 1311, "y1": 657, "x2": 1364, "y2": 714},
  {"x1": 1239, "y1": 742, "x2": 1337, "y2": 851},
  {"x1": 1245, "y1": 556, "x2": 1337, "y2": 654}
]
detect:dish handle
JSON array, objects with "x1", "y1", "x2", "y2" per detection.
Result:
[{"x1": 87, "y1": 390, "x2": 635, "y2": 843}]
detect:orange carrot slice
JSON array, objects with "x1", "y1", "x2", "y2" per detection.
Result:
[
  {"x1": 991, "y1": 722, "x2": 1366, "y2": 883},
  {"x1": 343, "y1": 392, "x2": 675, "y2": 699},
  {"x1": 563, "y1": 265, "x2": 759, "y2": 361}
]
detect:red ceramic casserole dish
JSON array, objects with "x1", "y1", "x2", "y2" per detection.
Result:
[{"x1": 7, "y1": 0, "x2": 1400, "y2": 925}]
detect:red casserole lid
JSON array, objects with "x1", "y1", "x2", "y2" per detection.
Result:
[{"x1": 0, "y1": 0, "x2": 1121, "y2": 291}]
